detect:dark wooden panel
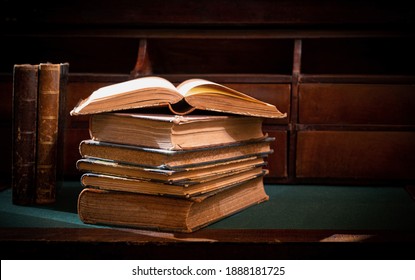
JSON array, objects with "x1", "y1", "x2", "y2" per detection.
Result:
[
  {"x1": 2, "y1": 228, "x2": 415, "y2": 259},
  {"x1": 0, "y1": 38, "x2": 294, "y2": 75},
  {"x1": 0, "y1": 122, "x2": 12, "y2": 182},
  {"x1": 302, "y1": 38, "x2": 415, "y2": 75},
  {"x1": 300, "y1": 75, "x2": 415, "y2": 84},
  {"x1": 0, "y1": 80, "x2": 12, "y2": 120},
  {"x1": 147, "y1": 39, "x2": 293, "y2": 75},
  {"x1": 296, "y1": 131, "x2": 415, "y2": 180},
  {"x1": 0, "y1": 80, "x2": 13, "y2": 184},
  {"x1": 2, "y1": 1, "x2": 414, "y2": 27},
  {"x1": 299, "y1": 84, "x2": 415, "y2": 125},
  {"x1": 0, "y1": 37, "x2": 139, "y2": 74}
]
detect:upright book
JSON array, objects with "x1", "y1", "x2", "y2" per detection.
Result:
[
  {"x1": 12, "y1": 64, "x2": 38, "y2": 205},
  {"x1": 35, "y1": 62, "x2": 69, "y2": 204},
  {"x1": 70, "y1": 76, "x2": 286, "y2": 119},
  {"x1": 78, "y1": 176, "x2": 268, "y2": 232},
  {"x1": 89, "y1": 113, "x2": 266, "y2": 150}
]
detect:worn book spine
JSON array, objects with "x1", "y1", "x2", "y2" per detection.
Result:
[
  {"x1": 12, "y1": 64, "x2": 39, "y2": 205},
  {"x1": 35, "y1": 63, "x2": 61, "y2": 204},
  {"x1": 56, "y1": 63, "x2": 69, "y2": 188}
]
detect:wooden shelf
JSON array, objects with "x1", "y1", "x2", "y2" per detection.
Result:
[{"x1": 2, "y1": 227, "x2": 415, "y2": 259}]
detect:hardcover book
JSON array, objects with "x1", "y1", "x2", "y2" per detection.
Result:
[
  {"x1": 70, "y1": 76, "x2": 286, "y2": 119},
  {"x1": 80, "y1": 167, "x2": 267, "y2": 197},
  {"x1": 78, "y1": 176, "x2": 269, "y2": 233},
  {"x1": 76, "y1": 156, "x2": 266, "y2": 183},
  {"x1": 79, "y1": 137, "x2": 274, "y2": 170},
  {"x1": 89, "y1": 113, "x2": 266, "y2": 150},
  {"x1": 12, "y1": 64, "x2": 38, "y2": 205},
  {"x1": 36, "y1": 63, "x2": 69, "y2": 204}
]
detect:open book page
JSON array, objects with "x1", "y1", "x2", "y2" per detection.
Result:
[
  {"x1": 176, "y1": 79, "x2": 216, "y2": 96},
  {"x1": 70, "y1": 76, "x2": 287, "y2": 118},
  {"x1": 176, "y1": 79, "x2": 286, "y2": 118},
  {"x1": 70, "y1": 76, "x2": 182, "y2": 115},
  {"x1": 177, "y1": 79, "x2": 265, "y2": 104},
  {"x1": 91, "y1": 76, "x2": 178, "y2": 100}
]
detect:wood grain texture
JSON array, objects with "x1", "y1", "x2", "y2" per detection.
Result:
[
  {"x1": 299, "y1": 83, "x2": 415, "y2": 125},
  {"x1": 296, "y1": 131, "x2": 415, "y2": 179},
  {"x1": 1, "y1": 228, "x2": 415, "y2": 259}
]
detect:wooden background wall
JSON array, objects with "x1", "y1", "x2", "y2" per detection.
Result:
[{"x1": 1, "y1": 0, "x2": 414, "y2": 186}]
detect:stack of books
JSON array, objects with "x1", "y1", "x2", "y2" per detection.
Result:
[{"x1": 71, "y1": 76, "x2": 286, "y2": 232}]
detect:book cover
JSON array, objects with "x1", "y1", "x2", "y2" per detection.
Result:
[
  {"x1": 35, "y1": 63, "x2": 63, "y2": 204},
  {"x1": 80, "y1": 167, "x2": 267, "y2": 197},
  {"x1": 78, "y1": 176, "x2": 269, "y2": 232},
  {"x1": 76, "y1": 156, "x2": 266, "y2": 183},
  {"x1": 56, "y1": 63, "x2": 69, "y2": 188},
  {"x1": 89, "y1": 112, "x2": 266, "y2": 150},
  {"x1": 79, "y1": 137, "x2": 274, "y2": 170},
  {"x1": 12, "y1": 64, "x2": 39, "y2": 205}
]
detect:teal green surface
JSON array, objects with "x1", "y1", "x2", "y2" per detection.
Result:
[
  {"x1": 211, "y1": 184, "x2": 415, "y2": 230},
  {"x1": 0, "y1": 182, "x2": 102, "y2": 228},
  {"x1": 1, "y1": 182, "x2": 415, "y2": 230}
]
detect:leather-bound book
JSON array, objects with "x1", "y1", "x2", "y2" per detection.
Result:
[
  {"x1": 56, "y1": 63, "x2": 69, "y2": 189},
  {"x1": 78, "y1": 176, "x2": 269, "y2": 233},
  {"x1": 12, "y1": 64, "x2": 39, "y2": 205},
  {"x1": 35, "y1": 63, "x2": 67, "y2": 204}
]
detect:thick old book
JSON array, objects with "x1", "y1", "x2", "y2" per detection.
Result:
[
  {"x1": 76, "y1": 156, "x2": 266, "y2": 183},
  {"x1": 78, "y1": 176, "x2": 269, "y2": 232},
  {"x1": 80, "y1": 167, "x2": 267, "y2": 197},
  {"x1": 89, "y1": 113, "x2": 266, "y2": 150},
  {"x1": 70, "y1": 76, "x2": 286, "y2": 119},
  {"x1": 35, "y1": 63, "x2": 68, "y2": 204},
  {"x1": 79, "y1": 137, "x2": 274, "y2": 170},
  {"x1": 12, "y1": 64, "x2": 39, "y2": 205}
]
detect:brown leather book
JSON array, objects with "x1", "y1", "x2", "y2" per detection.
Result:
[
  {"x1": 56, "y1": 63, "x2": 69, "y2": 189},
  {"x1": 89, "y1": 113, "x2": 266, "y2": 151},
  {"x1": 12, "y1": 64, "x2": 39, "y2": 205},
  {"x1": 76, "y1": 156, "x2": 266, "y2": 184},
  {"x1": 79, "y1": 137, "x2": 274, "y2": 170},
  {"x1": 35, "y1": 63, "x2": 68, "y2": 204},
  {"x1": 78, "y1": 176, "x2": 269, "y2": 233},
  {"x1": 80, "y1": 167, "x2": 268, "y2": 198}
]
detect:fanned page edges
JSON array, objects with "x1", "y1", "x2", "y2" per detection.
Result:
[{"x1": 70, "y1": 76, "x2": 287, "y2": 119}]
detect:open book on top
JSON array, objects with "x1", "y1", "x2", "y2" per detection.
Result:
[{"x1": 70, "y1": 76, "x2": 287, "y2": 119}]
